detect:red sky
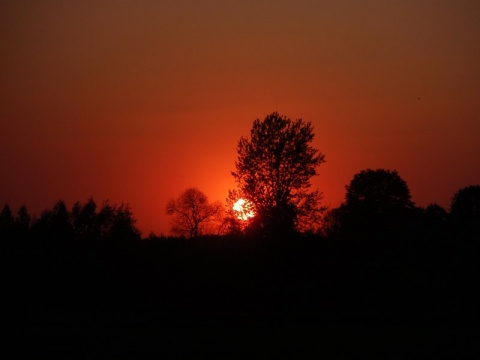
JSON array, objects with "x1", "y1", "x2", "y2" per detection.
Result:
[{"x1": 1, "y1": 1, "x2": 479, "y2": 235}]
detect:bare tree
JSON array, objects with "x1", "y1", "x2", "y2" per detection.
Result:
[{"x1": 166, "y1": 188, "x2": 224, "y2": 238}]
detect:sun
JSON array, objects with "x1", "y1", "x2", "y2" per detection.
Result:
[{"x1": 232, "y1": 198, "x2": 255, "y2": 221}]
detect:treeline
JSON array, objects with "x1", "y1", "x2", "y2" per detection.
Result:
[
  {"x1": 324, "y1": 171, "x2": 480, "y2": 240},
  {"x1": 0, "y1": 198, "x2": 141, "y2": 243},
  {"x1": 1, "y1": 175, "x2": 479, "y2": 327}
]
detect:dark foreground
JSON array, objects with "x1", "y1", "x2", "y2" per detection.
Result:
[
  {"x1": 8, "y1": 314, "x2": 479, "y2": 359},
  {"x1": 3, "y1": 233, "x2": 480, "y2": 358}
]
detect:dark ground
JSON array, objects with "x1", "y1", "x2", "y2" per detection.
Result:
[{"x1": 3, "y1": 233, "x2": 480, "y2": 358}]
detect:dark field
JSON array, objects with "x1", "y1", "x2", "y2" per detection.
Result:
[{"x1": 3, "y1": 231, "x2": 480, "y2": 358}]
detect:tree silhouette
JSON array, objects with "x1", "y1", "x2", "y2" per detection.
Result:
[
  {"x1": 71, "y1": 198, "x2": 97, "y2": 238},
  {"x1": 450, "y1": 185, "x2": 480, "y2": 224},
  {"x1": 332, "y1": 169, "x2": 415, "y2": 236},
  {"x1": 29, "y1": 198, "x2": 141, "y2": 242},
  {"x1": 417, "y1": 203, "x2": 448, "y2": 239},
  {"x1": 232, "y1": 112, "x2": 325, "y2": 235},
  {"x1": 34, "y1": 200, "x2": 73, "y2": 240},
  {"x1": 0, "y1": 204, "x2": 15, "y2": 232},
  {"x1": 15, "y1": 205, "x2": 31, "y2": 232},
  {"x1": 109, "y1": 203, "x2": 141, "y2": 242},
  {"x1": 424, "y1": 203, "x2": 447, "y2": 222},
  {"x1": 344, "y1": 169, "x2": 414, "y2": 212},
  {"x1": 96, "y1": 201, "x2": 116, "y2": 238},
  {"x1": 166, "y1": 187, "x2": 224, "y2": 238}
]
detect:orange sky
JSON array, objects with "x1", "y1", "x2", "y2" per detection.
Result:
[{"x1": 1, "y1": 1, "x2": 479, "y2": 235}]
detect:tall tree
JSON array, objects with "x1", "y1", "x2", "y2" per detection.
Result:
[
  {"x1": 166, "y1": 188, "x2": 224, "y2": 238},
  {"x1": 232, "y1": 112, "x2": 325, "y2": 234}
]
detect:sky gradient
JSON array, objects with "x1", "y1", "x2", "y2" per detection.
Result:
[{"x1": 1, "y1": 0, "x2": 479, "y2": 235}]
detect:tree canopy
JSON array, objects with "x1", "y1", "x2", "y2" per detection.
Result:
[
  {"x1": 344, "y1": 169, "x2": 414, "y2": 213},
  {"x1": 232, "y1": 112, "x2": 325, "y2": 234},
  {"x1": 328, "y1": 169, "x2": 415, "y2": 236},
  {"x1": 450, "y1": 185, "x2": 480, "y2": 226}
]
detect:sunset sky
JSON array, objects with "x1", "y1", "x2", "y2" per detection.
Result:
[{"x1": 1, "y1": 0, "x2": 479, "y2": 235}]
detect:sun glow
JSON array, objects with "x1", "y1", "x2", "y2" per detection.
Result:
[{"x1": 232, "y1": 198, "x2": 255, "y2": 221}]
